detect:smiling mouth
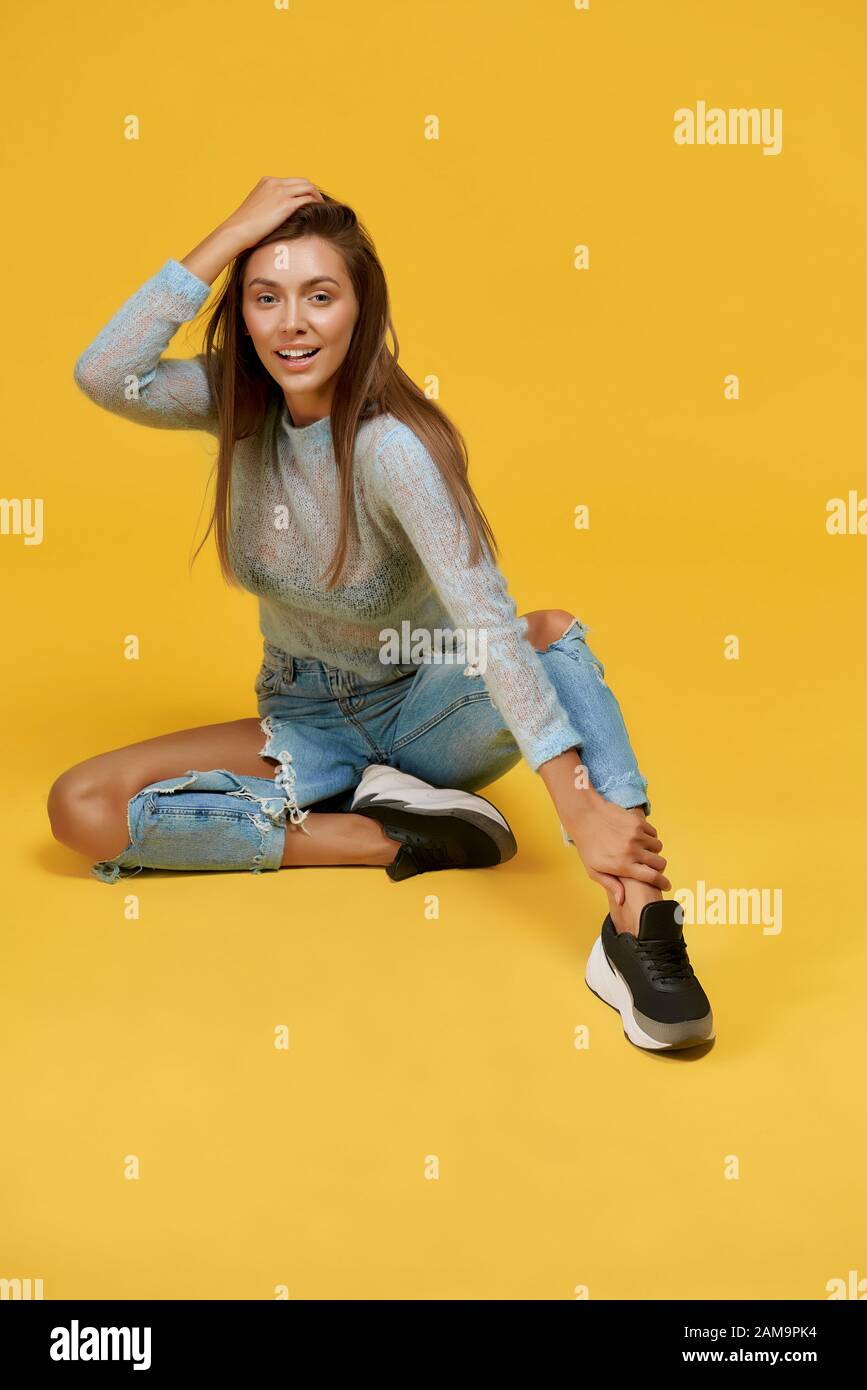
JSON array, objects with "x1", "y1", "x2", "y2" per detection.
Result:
[{"x1": 275, "y1": 348, "x2": 321, "y2": 360}]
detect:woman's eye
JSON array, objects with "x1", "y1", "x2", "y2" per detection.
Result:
[{"x1": 256, "y1": 292, "x2": 331, "y2": 305}]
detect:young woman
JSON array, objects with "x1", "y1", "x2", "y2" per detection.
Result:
[{"x1": 48, "y1": 176, "x2": 713, "y2": 1051}]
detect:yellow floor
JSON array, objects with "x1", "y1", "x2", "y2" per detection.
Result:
[{"x1": 4, "y1": 685, "x2": 865, "y2": 1298}]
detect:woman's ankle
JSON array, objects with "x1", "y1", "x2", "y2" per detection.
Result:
[
  {"x1": 607, "y1": 881, "x2": 664, "y2": 936},
  {"x1": 607, "y1": 891, "x2": 639, "y2": 935}
]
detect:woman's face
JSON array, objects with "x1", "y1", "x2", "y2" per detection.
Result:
[{"x1": 241, "y1": 236, "x2": 359, "y2": 424}]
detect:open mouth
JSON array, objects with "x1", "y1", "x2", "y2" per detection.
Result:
[{"x1": 275, "y1": 348, "x2": 321, "y2": 362}]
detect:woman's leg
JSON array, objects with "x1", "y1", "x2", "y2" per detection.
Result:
[{"x1": 47, "y1": 718, "x2": 400, "y2": 881}]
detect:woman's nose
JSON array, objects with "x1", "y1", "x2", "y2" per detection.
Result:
[{"x1": 281, "y1": 301, "x2": 307, "y2": 332}]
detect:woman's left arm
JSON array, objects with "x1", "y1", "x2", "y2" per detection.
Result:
[
  {"x1": 371, "y1": 425, "x2": 668, "y2": 899},
  {"x1": 372, "y1": 424, "x2": 581, "y2": 770}
]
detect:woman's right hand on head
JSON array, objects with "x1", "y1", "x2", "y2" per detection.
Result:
[{"x1": 218, "y1": 176, "x2": 326, "y2": 253}]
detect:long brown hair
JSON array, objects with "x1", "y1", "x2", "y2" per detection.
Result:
[{"x1": 189, "y1": 190, "x2": 500, "y2": 589}]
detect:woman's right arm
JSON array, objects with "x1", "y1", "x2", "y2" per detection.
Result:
[
  {"x1": 71, "y1": 226, "x2": 242, "y2": 435},
  {"x1": 73, "y1": 179, "x2": 326, "y2": 434}
]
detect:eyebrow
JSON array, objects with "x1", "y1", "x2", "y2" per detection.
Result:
[{"x1": 246, "y1": 275, "x2": 341, "y2": 290}]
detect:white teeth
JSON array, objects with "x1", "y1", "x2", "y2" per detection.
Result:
[{"x1": 277, "y1": 348, "x2": 318, "y2": 359}]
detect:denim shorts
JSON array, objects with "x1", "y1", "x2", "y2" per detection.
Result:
[{"x1": 90, "y1": 618, "x2": 650, "y2": 882}]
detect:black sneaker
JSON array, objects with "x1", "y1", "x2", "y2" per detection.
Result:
[
  {"x1": 584, "y1": 900, "x2": 714, "y2": 1050},
  {"x1": 350, "y1": 765, "x2": 517, "y2": 882}
]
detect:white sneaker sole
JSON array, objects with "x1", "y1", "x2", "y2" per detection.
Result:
[
  {"x1": 351, "y1": 764, "x2": 516, "y2": 860},
  {"x1": 584, "y1": 935, "x2": 715, "y2": 1051}
]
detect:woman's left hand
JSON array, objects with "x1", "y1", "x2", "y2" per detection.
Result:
[{"x1": 561, "y1": 790, "x2": 669, "y2": 905}]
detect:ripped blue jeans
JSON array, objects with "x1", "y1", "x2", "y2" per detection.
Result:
[{"x1": 90, "y1": 617, "x2": 650, "y2": 883}]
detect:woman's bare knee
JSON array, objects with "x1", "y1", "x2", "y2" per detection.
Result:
[
  {"x1": 47, "y1": 765, "x2": 132, "y2": 862},
  {"x1": 64, "y1": 719, "x2": 268, "y2": 797},
  {"x1": 521, "y1": 608, "x2": 575, "y2": 651},
  {"x1": 46, "y1": 718, "x2": 273, "y2": 866}
]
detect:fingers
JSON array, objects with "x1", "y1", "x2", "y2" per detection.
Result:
[
  {"x1": 605, "y1": 853, "x2": 670, "y2": 891},
  {"x1": 590, "y1": 870, "x2": 625, "y2": 905},
  {"x1": 638, "y1": 850, "x2": 667, "y2": 871},
  {"x1": 619, "y1": 812, "x2": 662, "y2": 850},
  {"x1": 636, "y1": 830, "x2": 663, "y2": 852},
  {"x1": 263, "y1": 177, "x2": 324, "y2": 203},
  {"x1": 267, "y1": 176, "x2": 318, "y2": 189},
  {"x1": 626, "y1": 863, "x2": 671, "y2": 891}
]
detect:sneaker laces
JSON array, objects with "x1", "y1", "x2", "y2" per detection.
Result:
[
  {"x1": 636, "y1": 936, "x2": 695, "y2": 983},
  {"x1": 399, "y1": 832, "x2": 459, "y2": 873}
]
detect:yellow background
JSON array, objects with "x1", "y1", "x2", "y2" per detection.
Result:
[{"x1": 2, "y1": 0, "x2": 865, "y2": 1299}]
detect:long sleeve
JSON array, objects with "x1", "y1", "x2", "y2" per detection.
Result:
[
  {"x1": 72, "y1": 258, "x2": 219, "y2": 434},
  {"x1": 371, "y1": 422, "x2": 583, "y2": 772}
]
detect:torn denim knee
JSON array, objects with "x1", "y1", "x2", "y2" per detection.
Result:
[
  {"x1": 89, "y1": 767, "x2": 299, "y2": 884},
  {"x1": 90, "y1": 783, "x2": 148, "y2": 884},
  {"x1": 258, "y1": 714, "x2": 313, "y2": 836}
]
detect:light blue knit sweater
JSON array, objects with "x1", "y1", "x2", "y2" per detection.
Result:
[{"x1": 73, "y1": 258, "x2": 579, "y2": 772}]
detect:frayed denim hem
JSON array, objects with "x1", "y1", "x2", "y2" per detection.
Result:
[{"x1": 89, "y1": 767, "x2": 293, "y2": 884}]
